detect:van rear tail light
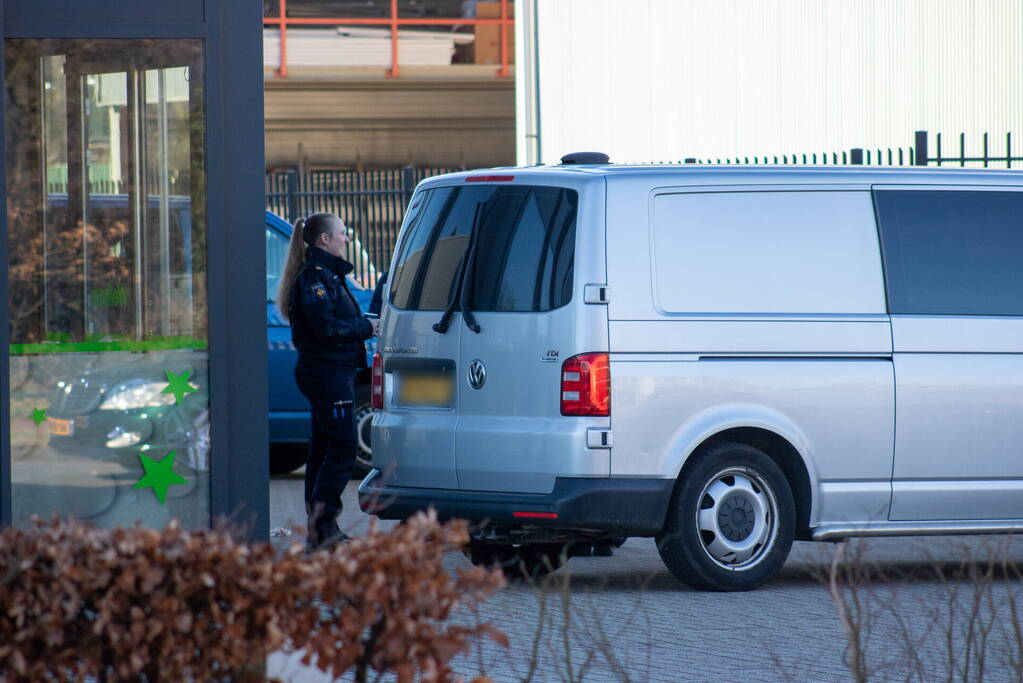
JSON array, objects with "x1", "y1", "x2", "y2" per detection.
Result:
[
  {"x1": 560, "y1": 353, "x2": 610, "y2": 416},
  {"x1": 371, "y1": 353, "x2": 384, "y2": 409}
]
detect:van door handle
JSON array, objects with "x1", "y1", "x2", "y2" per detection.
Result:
[
  {"x1": 586, "y1": 428, "x2": 613, "y2": 448},
  {"x1": 584, "y1": 284, "x2": 610, "y2": 304}
]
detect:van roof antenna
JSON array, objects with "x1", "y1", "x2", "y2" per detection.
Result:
[{"x1": 560, "y1": 152, "x2": 610, "y2": 165}]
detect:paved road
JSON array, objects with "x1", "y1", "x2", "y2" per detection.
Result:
[{"x1": 269, "y1": 474, "x2": 1023, "y2": 682}]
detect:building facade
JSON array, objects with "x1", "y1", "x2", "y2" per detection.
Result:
[
  {"x1": 262, "y1": 1, "x2": 517, "y2": 170},
  {"x1": 264, "y1": 76, "x2": 514, "y2": 170},
  {"x1": 515, "y1": 0, "x2": 1023, "y2": 165}
]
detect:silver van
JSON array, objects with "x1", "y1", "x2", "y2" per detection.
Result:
[{"x1": 358, "y1": 159, "x2": 1023, "y2": 591}]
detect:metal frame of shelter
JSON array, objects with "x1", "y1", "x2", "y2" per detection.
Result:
[{"x1": 0, "y1": 0, "x2": 269, "y2": 540}]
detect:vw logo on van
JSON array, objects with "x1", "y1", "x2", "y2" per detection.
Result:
[{"x1": 467, "y1": 360, "x2": 487, "y2": 390}]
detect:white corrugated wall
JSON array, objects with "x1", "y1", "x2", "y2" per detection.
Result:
[{"x1": 515, "y1": 0, "x2": 1023, "y2": 166}]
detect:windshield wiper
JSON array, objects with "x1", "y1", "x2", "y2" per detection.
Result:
[
  {"x1": 432, "y1": 202, "x2": 484, "y2": 334},
  {"x1": 459, "y1": 214, "x2": 482, "y2": 334},
  {"x1": 431, "y1": 250, "x2": 467, "y2": 334}
]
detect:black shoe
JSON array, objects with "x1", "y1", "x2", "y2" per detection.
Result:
[
  {"x1": 306, "y1": 513, "x2": 342, "y2": 551},
  {"x1": 319, "y1": 530, "x2": 351, "y2": 550}
]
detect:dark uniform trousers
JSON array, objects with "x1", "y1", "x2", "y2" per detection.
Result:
[{"x1": 294, "y1": 361, "x2": 358, "y2": 544}]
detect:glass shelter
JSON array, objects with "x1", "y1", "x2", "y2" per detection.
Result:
[{"x1": 1, "y1": 0, "x2": 268, "y2": 538}]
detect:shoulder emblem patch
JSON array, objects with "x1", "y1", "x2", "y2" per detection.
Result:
[{"x1": 312, "y1": 283, "x2": 327, "y2": 299}]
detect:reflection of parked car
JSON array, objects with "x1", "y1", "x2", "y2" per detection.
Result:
[
  {"x1": 47, "y1": 210, "x2": 377, "y2": 476},
  {"x1": 265, "y1": 211, "x2": 376, "y2": 475},
  {"x1": 47, "y1": 355, "x2": 211, "y2": 472}
]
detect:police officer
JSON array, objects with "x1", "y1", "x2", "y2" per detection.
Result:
[{"x1": 275, "y1": 213, "x2": 379, "y2": 551}]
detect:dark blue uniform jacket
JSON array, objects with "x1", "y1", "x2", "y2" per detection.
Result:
[{"x1": 289, "y1": 246, "x2": 372, "y2": 367}]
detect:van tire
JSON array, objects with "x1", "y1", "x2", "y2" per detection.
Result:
[
  {"x1": 464, "y1": 541, "x2": 567, "y2": 579},
  {"x1": 656, "y1": 442, "x2": 795, "y2": 591}
]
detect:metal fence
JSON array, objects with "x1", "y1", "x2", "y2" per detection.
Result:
[
  {"x1": 266, "y1": 166, "x2": 459, "y2": 288},
  {"x1": 680, "y1": 130, "x2": 1022, "y2": 168}
]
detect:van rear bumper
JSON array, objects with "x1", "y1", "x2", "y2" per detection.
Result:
[{"x1": 357, "y1": 469, "x2": 676, "y2": 536}]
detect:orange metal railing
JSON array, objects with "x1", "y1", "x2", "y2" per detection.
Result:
[{"x1": 264, "y1": 0, "x2": 513, "y2": 78}]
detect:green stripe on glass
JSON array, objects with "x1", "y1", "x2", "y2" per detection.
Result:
[{"x1": 10, "y1": 338, "x2": 208, "y2": 355}]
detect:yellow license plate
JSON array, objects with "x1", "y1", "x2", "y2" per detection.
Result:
[
  {"x1": 48, "y1": 418, "x2": 74, "y2": 436},
  {"x1": 398, "y1": 374, "x2": 453, "y2": 407}
]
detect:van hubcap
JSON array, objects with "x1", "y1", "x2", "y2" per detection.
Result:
[
  {"x1": 696, "y1": 467, "x2": 777, "y2": 569},
  {"x1": 719, "y1": 495, "x2": 755, "y2": 541}
]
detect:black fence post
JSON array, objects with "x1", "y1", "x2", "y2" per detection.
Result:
[
  {"x1": 285, "y1": 170, "x2": 299, "y2": 224},
  {"x1": 401, "y1": 166, "x2": 416, "y2": 210},
  {"x1": 914, "y1": 131, "x2": 929, "y2": 166},
  {"x1": 849, "y1": 148, "x2": 864, "y2": 165}
]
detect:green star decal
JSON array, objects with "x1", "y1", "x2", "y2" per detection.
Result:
[
  {"x1": 30, "y1": 408, "x2": 48, "y2": 425},
  {"x1": 133, "y1": 450, "x2": 188, "y2": 504},
  {"x1": 161, "y1": 369, "x2": 197, "y2": 405}
]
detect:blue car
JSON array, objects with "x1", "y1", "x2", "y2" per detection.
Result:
[{"x1": 265, "y1": 210, "x2": 377, "y2": 475}]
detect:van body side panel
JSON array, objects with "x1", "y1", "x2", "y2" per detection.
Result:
[
  {"x1": 607, "y1": 320, "x2": 891, "y2": 355},
  {"x1": 650, "y1": 191, "x2": 887, "y2": 315},
  {"x1": 605, "y1": 181, "x2": 894, "y2": 527},
  {"x1": 610, "y1": 358, "x2": 895, "y2": 525},
  {"x1": 889, "y1": 317, "x2": 1023, "y2": 520}
]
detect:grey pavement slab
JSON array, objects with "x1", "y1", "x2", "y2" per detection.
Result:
[{"x1": 269, "y1": 475, "x2": 1023, "y2": 682}]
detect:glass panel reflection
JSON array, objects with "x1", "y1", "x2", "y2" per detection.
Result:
[{"x1": 6, "y1": 39, "x2": 209, "y2": 529}]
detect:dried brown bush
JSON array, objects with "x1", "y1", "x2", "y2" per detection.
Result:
[
  {"x1": 823, "y1": 538, "x2": 1023, "y2": 682},
  {"x1": 0, "y1": 510, "x2": 506, "y2": 682}
]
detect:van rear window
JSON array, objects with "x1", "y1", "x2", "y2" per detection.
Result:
[{"x1": 389, "y1": 185, "x2": 578, "y2": 312}]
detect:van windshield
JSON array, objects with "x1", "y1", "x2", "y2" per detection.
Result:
[{"x1": 389, "y1": 184, "x2": 578, "y2": 312}]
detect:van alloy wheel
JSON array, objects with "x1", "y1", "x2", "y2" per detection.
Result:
[{"x1": 657, "y1": 442, "x2": 795, "y2": 591}]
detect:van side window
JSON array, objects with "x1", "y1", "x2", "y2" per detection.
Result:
[
  {"x1": 389, "y1": 185, "x2": 578, "y2": 312},
  {"x1": 874, "y1": 190, "x2": 1023, "y2": 316}
]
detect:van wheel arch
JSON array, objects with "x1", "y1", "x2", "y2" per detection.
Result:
[{"x1": 681, "y1": 428, "x2": 812, "y2": 540}]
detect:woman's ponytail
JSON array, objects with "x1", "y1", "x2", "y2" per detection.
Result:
[{"x1": 276, "y1": 218, "x2": 308, "y2": 321}]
